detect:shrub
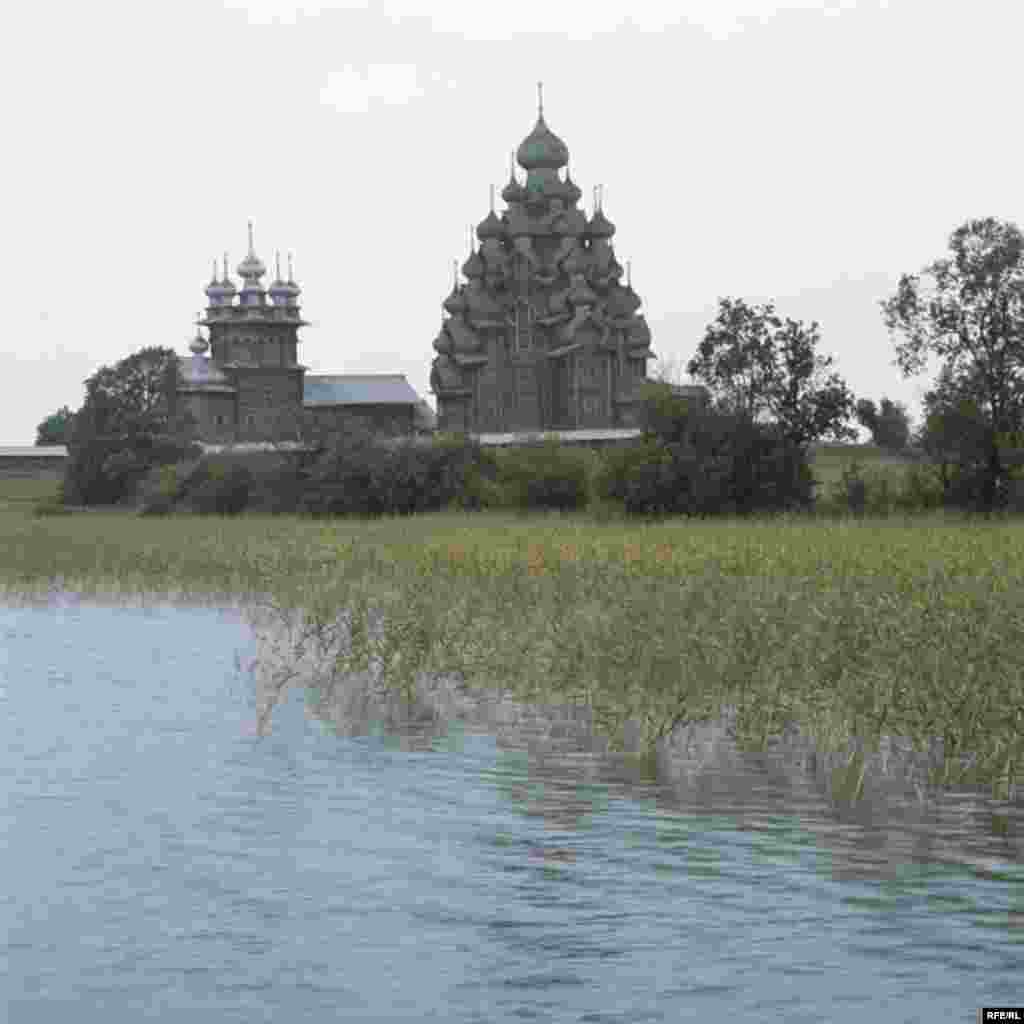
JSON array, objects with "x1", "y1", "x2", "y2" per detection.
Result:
[
  {"x1": 137, "y1": 461, "x2": 191, "y2": 516},
  {"x1": 896, "y1": 460, "x2": 945, "y2": 513},
  {"x1": 62, "y1": 434, "x2": 202, "y2": 507},
  {"x1": 288, "y1": 436, "x2": 494, "y2": 518},
  {"x1": 183, "y1": 459, "x2": 253, "y2": 516},
  {"x1": 595, "y1": 404, "x2": 814, "y2": 519},
  {"x1": 490, "y1": 440, "x2": 591, "y2": 512},
  {"x1": 594, "y1": 440, "x2": 680, "y2": 517}
]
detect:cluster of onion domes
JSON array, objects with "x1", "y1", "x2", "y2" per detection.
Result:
[
  {"x1": 203, "y1": 222, "x2": 301, "y2": 310},
  {"x1": 430, "y1": 89, "x2": 655, "y2": 420}
]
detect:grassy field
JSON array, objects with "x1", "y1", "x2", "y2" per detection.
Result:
[
  {"x1": 1, "y1": 460, "x2": 1021, "y2": 802},
  {"x1": 0, "y1": 476, "x2": 63, "y2": 509}
]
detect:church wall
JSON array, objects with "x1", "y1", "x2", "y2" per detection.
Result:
[
  {"x1": 306, "y1": 404, "x2": 415, "y2": 437},
  {"x1": 235, "y1": 370, "x2": 304, "y2": 440},
  {"x1": 210, "y1": 324, "x2": 299, "y2": 371},
  {"x1": 477, "y1": 338, "x2": 508, "y2": 433},
  {"x1": 577, "y1": 354, "x2": 609, "y2": 428},
  {"x1": 181, "y1": 392, "x2": 236, "y2": 443},
  {"x1": 514, "y1": 357, "x2": 543, "y2": 432}
]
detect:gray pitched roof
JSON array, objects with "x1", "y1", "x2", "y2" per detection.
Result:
[{"x1": 303, "y1": 374, "x2": 421, "y2": 406}]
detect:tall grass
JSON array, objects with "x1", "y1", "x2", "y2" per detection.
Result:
[{"x1": 1, "y1": 488, "x2": 1021, "y2": 800}]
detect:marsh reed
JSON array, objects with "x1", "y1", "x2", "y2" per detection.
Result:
[{"x1": 2, "y1": 496, "x2": 1021, "y2": 799}]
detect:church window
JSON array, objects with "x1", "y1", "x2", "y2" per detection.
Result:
[
  {"x1": 214, "y1": 414, "x2": 225, "y2": 426},
  {"x1": 246, "y1": 414, "x2": 256, "y2": 427},
  {"x1": 264, "y1": 387, "x2": 274, "y2": 407}
]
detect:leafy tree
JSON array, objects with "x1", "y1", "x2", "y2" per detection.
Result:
[
  {"x1": 61, "y1": 345, "x2": 198, "y2": 507},
  {"x1": 687, "y1": 298, "x2": 856, "y2": 447},
  {"x1": 911, "y1": 362, "x2": 1024, "y2": 509},
  {"x1": 881, "y1": 217, "x2": 1024, "y2": 513},
  {"x1": 35, "y1": 405, "x2": 76, "y2": 446},
  {"x1": 77, "y1": 345, "x2": 193, "y2": 441},
  {"x1": 854, "y1": 398, "x2": 877, "y2": 438},
  {"x1": 854, "y1": 396, "x2": 911, "y2": 450}
]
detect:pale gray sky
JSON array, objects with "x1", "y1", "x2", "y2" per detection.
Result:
[{"x1": 5, "y1": 0, "x2": 1022, "y2": 444}]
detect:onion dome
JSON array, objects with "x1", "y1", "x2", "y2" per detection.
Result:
[
  {"x1": 502, "y1": 179, "x2": 526, "y2": 204},
  {"x1": 282, "y1": 252, "x2": 302, "y2": 306},
  {"x1": 205, "y1": 259, "x2": 230, "y2": 304},
  {"x1": 516, "y1": 83, "x2": 569, "y2": 171},
  {"x1": 220, "y1": 253, "x2": 237, "y2": 302},
  {"x1": 443, "y1": 287, "x2": 466, "y2": 315},
  {"x1": 619, "y1": 262, "x2": 642, "y2": 314},
  {"x1": 236, "y1": 221, "x2": 267, "y2": 284},
  {"x1": 189, "y1": 322, "x2": 209, "y2": 355},
  {"x1": 477, "y1": 185, "x2": 505, "y2": 241},
  {"x1": 460, "y1": 223, "x2": 484, "y2": 279},
  {"x1": 607, "y1": 282, "x2": 642, "y2": 319},
  {"x1": 268, "y1": 251, "x2": 290, "y2": 306},
  {"x1": 477, "y1": 209, "x2": 504, "y2": 241},
  {"x1": 443, "y1": 260, "x2": 467, "y2": 315},
  {"x1": 584, "y1": 184, "x2": 616, "y2": 240},
  {"x1": 587, "y1": 208, "x2": 615, "y2": 240},
  {"x1": 462, "y1": 243, "x2": 484, "y2": 279},
  {"x1": 568, "y1": 273, "x2": 597, "y2": 308},
  {"x1": 432, "y1": 318, "x2": 453, "y2": 355},
  {"x1": 462, "y1": 249, "x2": 484, "y2": 279},
  {"x1": 562, "y1": 168, "x2": 582, "y2": 206},
  {"x1": 481, "y1": 239, "x2": 508, "y2": 276},
  {"x1": 502, "y1": 154, "x2": 527, "y2": 204},
  {"x1": 627, "y1": 315, "x2": 652, "y2": 348}
]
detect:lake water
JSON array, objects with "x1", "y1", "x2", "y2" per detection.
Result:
[{"x1": 2, "y1": 597, "x2": 1021, "y2": 1022}]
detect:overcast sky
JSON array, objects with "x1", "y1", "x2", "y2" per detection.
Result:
[{"x1": 5, "y1": 0, "x2": 1023, "y2": 444}]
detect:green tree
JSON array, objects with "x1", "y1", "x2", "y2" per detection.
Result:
[
  {"x1": 77, "y1": 345, "x2": 192, "y2": 441},
  {"x1": 687, "y1": 297, "x2": 856, "y2": 447},
  {"x1": 34, "y1": 405, "x2": 76, "y2": 446},
  {"x1": 854, "y1": 396, "x2": 911, "y2": 451},
  {"x1": 881, "y1": 217, "x2": 1024, "y2": 513},
  {"x1": 61, "y1": 345, "x2": 198, "y2": 507}
]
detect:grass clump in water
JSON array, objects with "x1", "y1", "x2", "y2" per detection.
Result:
[{"x1": 0, "y1": 486, "x2": 1021, "y2": 801}]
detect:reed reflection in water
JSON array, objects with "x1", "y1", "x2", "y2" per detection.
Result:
[{"x1": 1, "y1": 595, "x2": 1020, "y2": 1022}]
